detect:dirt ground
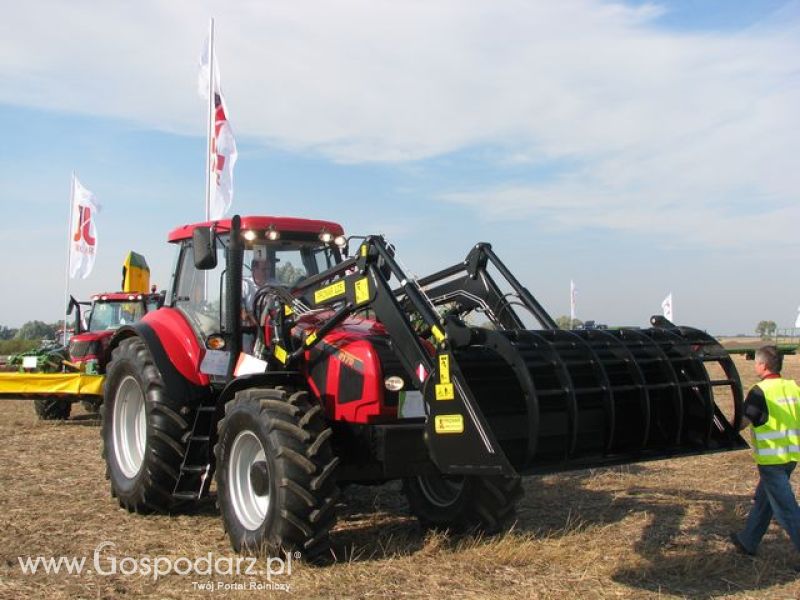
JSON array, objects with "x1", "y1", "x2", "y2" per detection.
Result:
[{"x1": 2, "y1": 355, "x2": 800, "y2": 599}]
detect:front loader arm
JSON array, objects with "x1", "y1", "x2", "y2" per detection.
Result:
[
  {"x1": 410, "y1": 242, "x2": 558, "y2": 331},
  {"x1": 267, "y1": 236, "x2": 517, "y2": 477}
]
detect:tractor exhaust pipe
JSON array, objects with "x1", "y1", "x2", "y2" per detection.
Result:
[{"x1": 226, "y1": 215, "x2": 243, "y2": 378}]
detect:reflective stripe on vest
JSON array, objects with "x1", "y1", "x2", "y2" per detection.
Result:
[
  {"x1": 756, "y1": 446, "x2": 800, "y2": 456},
  {"x1": 751, "y1": 378, "x2": 800, "y2": 465},
  {"x1": 754, "y1": 429, "x2": 800, "y2": 441}
]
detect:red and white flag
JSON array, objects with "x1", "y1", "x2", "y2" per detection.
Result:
[
  {"x1": 199, "y1": 34, "x2": 238, "y2": 220},
  {"x1": 69, "y1": 175, "x2": 100, "y2": 279}
]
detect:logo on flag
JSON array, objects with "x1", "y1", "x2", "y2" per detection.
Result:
[
  {"x1": 199, "y1": 34, "x2": 238, "y2": 221},
  {"x1": 69, "y1": 176, "x2": 100, "y2": 279},
  {"x1": 661, "y1": 293, "x2": 673, "y2": 322}
]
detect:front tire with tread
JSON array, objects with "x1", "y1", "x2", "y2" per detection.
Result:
[
  {"x1": 215, "y1": 388, "x2": 339, "y2": 561},
  {"x1": 403, "y1": 472, "x2": 522, "y2": 534}
]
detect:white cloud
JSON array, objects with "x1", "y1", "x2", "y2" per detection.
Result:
[{"x1": 0, "y1": 0, "x2": 798, "y2": 243}]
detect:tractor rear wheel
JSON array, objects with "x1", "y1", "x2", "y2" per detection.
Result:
[
  {"x1": 403, "y1": 471, "x2": 522, "y2": 534},
  {"x1": 215, "y1": 388, "x2": 339, "y2": 560},
  {"x1": 33, "y1": 397, "x2": 71, "y2": 420},
  {"x1": 101, "y1": 337, "x2": 192, "y2": 513}
]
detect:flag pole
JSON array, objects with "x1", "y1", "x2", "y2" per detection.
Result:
[
  {"x1": 63, "y1": 173, "x2": 76, "y2": 346},
  {"x1": 204, "y1": 17, "x2": 215, "y2": 222}
]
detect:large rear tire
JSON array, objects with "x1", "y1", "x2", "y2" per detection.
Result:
[
  {"x1": 101, "y1": 337, "x2": 192, "y2": 513},
  {"x1": 33, "y1": 397, "x2": 71, "y2": 420},
  {"x1": 215, "y1": 388, "x2": 339, "y2": 560},
  {"x1": 403, "y1": 471, "x2": 522, "y2": 533}
]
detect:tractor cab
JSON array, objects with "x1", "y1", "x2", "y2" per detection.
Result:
[
  {"x1": 166, "y1": 216, "x2": 346, "y2": 355},
  {"x1": 85, "y1": 293, "x2": 151, "y2": 331}
]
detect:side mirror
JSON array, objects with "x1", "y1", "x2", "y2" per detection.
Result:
[
  {"x1": 67, "y1": 295, "x2": 83, "y2": 335},
  {"x1": 193, "y1": 227, "x2": 217, "y2": 270}
]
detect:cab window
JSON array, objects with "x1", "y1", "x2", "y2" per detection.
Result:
[{"x1": 174, "y1": 239, "x2": 226, "y2": 337}]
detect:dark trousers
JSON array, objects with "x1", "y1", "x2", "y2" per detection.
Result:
[{"x1": 737, "y1": 461, "x2": 800, "y2": 553}]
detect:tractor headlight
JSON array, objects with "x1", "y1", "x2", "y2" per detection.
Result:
[{"x1": 384, "y1": 376, "x2": 405, "y2": 392}]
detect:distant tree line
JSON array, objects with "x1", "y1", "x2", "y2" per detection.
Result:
[
  {"x1": 2, "y1": 321, "x2": 64, "y2": 340},
  {"x1": 0, "y1": 320, "x2": 65, "y2": 354}
]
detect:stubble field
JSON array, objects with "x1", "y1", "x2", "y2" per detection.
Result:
[{"x1": 1, "y1": 355, "x2": 799, "y2": 599}]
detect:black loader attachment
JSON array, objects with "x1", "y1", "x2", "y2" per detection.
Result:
[{"x1": 259, "y1": 237, "x2": 747, "y2": 480}]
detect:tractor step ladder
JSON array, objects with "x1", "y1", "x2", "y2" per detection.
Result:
[{"x1": 173, "y1": 405, "x2": 217, "y2": 501}]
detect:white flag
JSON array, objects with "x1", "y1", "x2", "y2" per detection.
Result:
[
  {"x1": 795, "y1": 306, "x2": 800, "y2": 328},
  {"x1": 661, "y1": 293, "x2": 673, "y2": 322},
  {"x1": 570, "y1": 280, "x2": 576, "y2": 325},
  {"x1": 69, "y1": 176, "x2": 100, "y2": 279},
  {"x1": 199, "y1": 35, "x2": 238, "y2": 220}
]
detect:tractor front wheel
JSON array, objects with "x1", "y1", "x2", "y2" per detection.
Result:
[
  {"x1": 33, "y1": 397, "x2": 71, "y2": 420},
  {"x1": 101, "y1": 337, "x2": 192, "y2": 513},
  {"x1": 215, "y1": 388, "x2": 339, "y2": 560},
  {"x1": 403, "y1": 471, "x2": 522, "y2": 534}
]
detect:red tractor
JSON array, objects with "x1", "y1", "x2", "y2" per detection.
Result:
[
  {"x1": 69, "y1": 291, "x2": 163, "y2": 375},
  {"x1": 101, "y1": 215, "x2": 747, "y2": 560},
  {"x1": 14, "y1": 291, "x2": 163, "y2": 421},
  {"x1": 23, "y1": 290, "x2": 165, "y2": 422}
]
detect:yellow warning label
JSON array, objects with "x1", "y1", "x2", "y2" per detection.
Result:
[
  {"x1": 305, "y1": 331, "x2": 318, "y2": 347},
  {"x1": 284, "y1": 305, "x2": 294, "y2": 316},
  {"x1": 431, "y1": 325, "x2": 445, "y2": 343},
  {"x1": 273, "y1": 345, "x2": 288, "y2": 364},
  {"x1": 435, "y1": 383, "x2": 454, "y2": 400},
  {"x1": 354, "y1": 277, "x2": 370, "y2": 305},
  {"x1": 435, "y1": 414, "x2": 464, "y2": 434},
  {"x1": 438, "y1": 354, "x2": 450, "y2": 384},
  {"x1": 314, "y1": 280, "x2": 346, "y2": 304}
]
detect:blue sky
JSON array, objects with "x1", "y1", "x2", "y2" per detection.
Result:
[{"x1": 0, "y1": 0, "x2": 798, "y2": 334}]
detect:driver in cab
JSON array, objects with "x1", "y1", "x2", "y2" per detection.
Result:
[{"x1": 243, "y1": 257, "x2": 273, "y2": 327}]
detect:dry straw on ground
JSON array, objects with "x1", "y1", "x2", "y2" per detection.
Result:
[{"x1": 1, "y1": 355, "x2": 800, "y2": 599}]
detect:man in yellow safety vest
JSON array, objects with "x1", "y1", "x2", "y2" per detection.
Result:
[{"x1": 730, "y1": 345, "x2": 800, "y2": 556}]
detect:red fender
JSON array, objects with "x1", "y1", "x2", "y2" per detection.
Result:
[{"x1": 138, "y1": 307, "x2": 210, "y2": 386}]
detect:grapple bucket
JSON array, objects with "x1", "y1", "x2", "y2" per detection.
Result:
[
  {"x1": 354, "y1": 237, "x2": 747, "y2": 477},
  {"x1": 454, "y1": 324, "x2": 748, "y2": 475}
]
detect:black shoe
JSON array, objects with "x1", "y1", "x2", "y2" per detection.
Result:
[{"x1": 729, "y1": 532, "x2": 755, "y2": 556}]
